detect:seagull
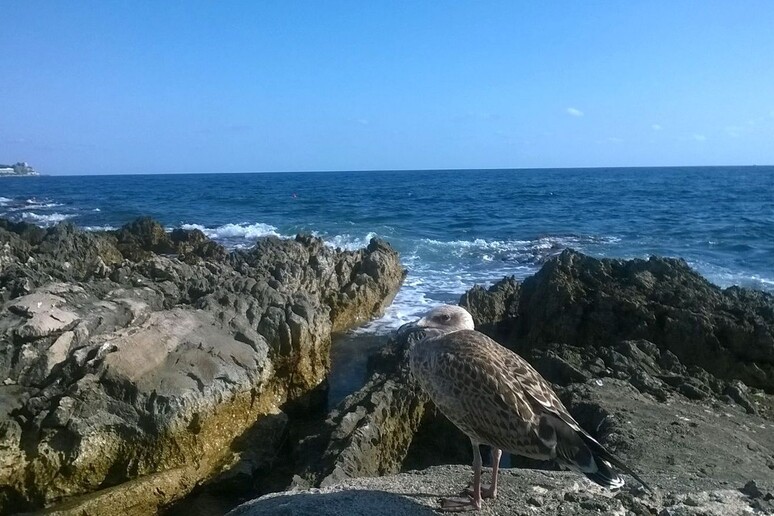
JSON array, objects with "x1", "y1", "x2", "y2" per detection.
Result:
[{"x1": 403, "y1": 305, "x2": 649, "y2": 511}]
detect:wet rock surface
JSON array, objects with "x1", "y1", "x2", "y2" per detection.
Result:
[
  {"x1": 0, "y1": 218, "x2": 404, "y2": 515},
  {"x1": 282, "y1": 249, "x2": 774, "y2": 514}
]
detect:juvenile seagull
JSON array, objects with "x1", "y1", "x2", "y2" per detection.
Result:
[{"x1": 404, "y1": 305, "x2": 649, "y2": 511}]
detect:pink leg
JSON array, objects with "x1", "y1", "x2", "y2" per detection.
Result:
[
  {"x1": 483, "y1": 448, "x2": 502, "y2": 499},
  {"x1": 441, "y1": 440, "x2": 482, "y2": 511},
  {"x1": 466, "y1": 447, "x2": 502, "y2": 499}
]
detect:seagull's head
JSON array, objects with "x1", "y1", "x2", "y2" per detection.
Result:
[{"x1": 415, "y1": 305, "x2": 475, "y2": 334}]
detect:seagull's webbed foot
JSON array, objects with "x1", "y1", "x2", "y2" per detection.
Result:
[
  {"x1": 440, "y1": 495, "x2": 481, "y2": 512},
  {"x1": 464, "y1": 448, "x2": 502, "y2": 500},
  {"x1": 464, "y1": 483, "x2": 497, "y2": 500}
]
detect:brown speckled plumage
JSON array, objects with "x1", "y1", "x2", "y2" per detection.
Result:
[{"x1": 406, "y1": 305, "x2": 648, "y2": 511}]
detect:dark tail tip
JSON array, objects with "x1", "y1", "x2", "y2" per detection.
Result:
[
  {"x1": 580, "y1": 434, "x2": 653, "y2": 492},
  {"x1": 584, "y1": 459, "x2": 625, "y2": 489}
]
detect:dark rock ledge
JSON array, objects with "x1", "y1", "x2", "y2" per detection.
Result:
[
  {"x1": 255, "y1": 249, "x2": 774, "y2": 516},
  {"x1": 0, "y1": 217, "x2": 405, "y2": 515}
]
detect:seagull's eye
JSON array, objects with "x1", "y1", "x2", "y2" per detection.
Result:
[{"x1": 441, "y1": 313, "x2": 451, "y2": 321}]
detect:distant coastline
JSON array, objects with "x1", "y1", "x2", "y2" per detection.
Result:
[{"x1": 0, "y1": 162, "x2": 38, "y2": 176}]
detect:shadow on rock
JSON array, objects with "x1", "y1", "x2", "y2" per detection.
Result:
[{"x1": 226, "y1": 489, "x2": 438, "y2": 516}]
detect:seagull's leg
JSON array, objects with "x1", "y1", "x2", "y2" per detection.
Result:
[
  {"x1": 483, "y1": 448, "x2": 502, "y2": 499},
  {"x1": 465, "y1": 447, "x2": 502, "y2": 499},
  {"x1": 441, "y1": 440, "x2": 482, "y2": 511}
]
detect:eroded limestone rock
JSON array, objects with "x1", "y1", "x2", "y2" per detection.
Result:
[{"x1": 0, "y1": 218, "x2": 404, "y2": 514}]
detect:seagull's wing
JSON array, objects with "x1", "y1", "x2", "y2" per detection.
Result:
[{"x1": 420, "y1": 330, "x2": 554, "y2": 457}]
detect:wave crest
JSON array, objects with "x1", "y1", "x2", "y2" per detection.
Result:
[
  {"x1": 180, "y1": 222, "x2": 281, "y2": 240},
  {"x1": 20, "y1": 212, "x2": 73, "y2": 224},
  {"x1": 324, "y1": 232, "x2": 378, "y2": 251}
]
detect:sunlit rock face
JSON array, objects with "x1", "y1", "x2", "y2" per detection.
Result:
[{"x1": 0, "y1": 218, "x2": 404, "y2": 514}]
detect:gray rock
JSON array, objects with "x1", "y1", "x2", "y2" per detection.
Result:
[
  {"x1": 512, "y1": 250, "x2": 774, "y2": 391},
  {"x1": 0, "y1": 218, "x2": 405, "y2": 514},
  {"x1": 293, "y1": 334, "x2": 430, "y2": 487},
  {"x1": 229, "y1": 465, "x2": 772, "y2": 516}
]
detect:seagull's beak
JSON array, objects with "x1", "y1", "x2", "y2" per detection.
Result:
[
  {"x1": 396, "y1": 318, "x2": 425, "y2": 341},
  {"x1": 415, "y1": 317, "x2": 428, "y2": 328}
]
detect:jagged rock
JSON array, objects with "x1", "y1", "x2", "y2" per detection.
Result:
[
  {"x1": 0, "y1": 218, "x2": 405, "y2": 515},
  {"x1": 293, "y1": 332, "x2": 429, "y2": 487},
  {"x1": 115, "y1": 217, "x2": 177, "y2": 259},
  {"x1": 512, "y1": 250, "x2": 774, "y2": 391},
  {"x1": 458, "y1": 276, "x2": 519, "y2": 337}
]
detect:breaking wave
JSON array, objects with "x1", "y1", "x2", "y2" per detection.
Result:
[
  {"x1": 323, "y1": 232, "x2": 378, "y2": 251},
  {"x1": 180, "y1": 222, "x2": 282, "y2": 240},
  {"x1": 20, "y1": 212, "x2": 74, "y2": 224},
  {"x1": 83, "y1": 225, "x2": 117, "y2": 232},
  {"x1": 178, "y1": 222, "x2": 382, "y2": 253},
  {"x1": 419, "y1": 234, "x2": 621, "y2": 264},
  {"x1": 355, "y1": 234, "x2": 621, "y2": 334}
]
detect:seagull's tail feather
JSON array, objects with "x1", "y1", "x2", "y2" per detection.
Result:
[
  {"x1": 582, "y1": 456, "x2": 625, "y2": 489},
  {"x1": 540, "y1": 413, "x2": 651, "y2": 492},
  {"x1": 577, "y1": 432, "x2": 652, "y2": 492}
]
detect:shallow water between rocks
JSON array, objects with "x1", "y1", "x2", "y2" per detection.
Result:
[{"x1": 328, "y1": 332, "x2": 390, "y2": 407}]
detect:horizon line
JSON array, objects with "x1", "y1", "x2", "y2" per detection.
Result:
[{"x1": 20, "y1": 163, "x2": 774, "y2": 177}]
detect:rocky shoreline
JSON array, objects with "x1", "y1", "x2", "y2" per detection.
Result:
[
  {"x1": 0, "y1": 218, "x2": 404, "y2": 514},
  {"x1": 3, "y1": 221, "x2": 774, "y2": 515}
]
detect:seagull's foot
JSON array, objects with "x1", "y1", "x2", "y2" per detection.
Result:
[
  {"x1": 439, "y1": 495, "x2": 481, "y2": 512},
  {"x1": 465, "y1": 483, "x2": 497, "y2": 500}
]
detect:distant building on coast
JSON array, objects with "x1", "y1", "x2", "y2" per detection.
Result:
[{"x1": 0, "y1": 162, "x2": 38, "y2": 176}]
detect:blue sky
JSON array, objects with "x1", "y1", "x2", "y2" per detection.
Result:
[{"x1": 2, "y1": 1, "x2": 774, "y2": 175}]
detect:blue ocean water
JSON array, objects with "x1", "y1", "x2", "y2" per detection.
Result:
[{"x1": 2, "y1": 167, "x2": 773, "y2": 333}]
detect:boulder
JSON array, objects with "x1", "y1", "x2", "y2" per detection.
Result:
[
  {"x1": 293, "y1": 334, "x2": 429, "y2": 487},
  {"x1": 511, "y1": 250, "x2": 774, "y2": 391}
]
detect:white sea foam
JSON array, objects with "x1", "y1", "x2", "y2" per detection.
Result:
[
  {"x1": 23, "y1": 198, "x2": 63, "y2": 209},
  {"x1": 352, "y1": 234, "x2": 620, "y2": 335},
  {"x1": 181, "y1": 222, "x2": 281, "y2": 240},
  {"x1": 414, "y1": 234, "x2": 622, "y2": 269},
  {"x1": 83, "y1": 225, "x2": 117, "y2": 232},
  {"x1": 0, "y1": 197, "x2": 11, "y2": 206},
  {"x1": 20, "y1": 212, "x2": 73, "y2": 224},
  {"x1": 180, "y1": 222, "x2": 382, "y2": 253},
  {"x1": 351, "y1": 276, "x2": 440, "y2": 334},
  {"x1": 324, "y1": 232, "x2": 378, "y2": 251},
  {"x1": 421, "y1": 234, "x2": 620, "y2": 254},
  {"x1": 689, "y1": 260, "x2": 774, "y2": 291}
]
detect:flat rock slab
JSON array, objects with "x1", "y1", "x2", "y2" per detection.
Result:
[
  {"x1": 227, "y1": 465, "x2": 773, "y2": 516},
  {"x1": 8, "y1": 288, "x2": 81, "y2": 340}
]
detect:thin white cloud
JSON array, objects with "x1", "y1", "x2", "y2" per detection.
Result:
[
  {"x1": 651, "y1": 124, "x2": 662, "y2": 131},
  {"x1": 693, "y1": 134, "x2": 707, "y2": 142},
  {"x1": 566, "y1": 107, "x2": 584, "y2": 117}
]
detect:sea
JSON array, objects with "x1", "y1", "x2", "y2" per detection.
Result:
[{"x1": 2, "y1": 166, "x2": 774, "y2": 330}]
